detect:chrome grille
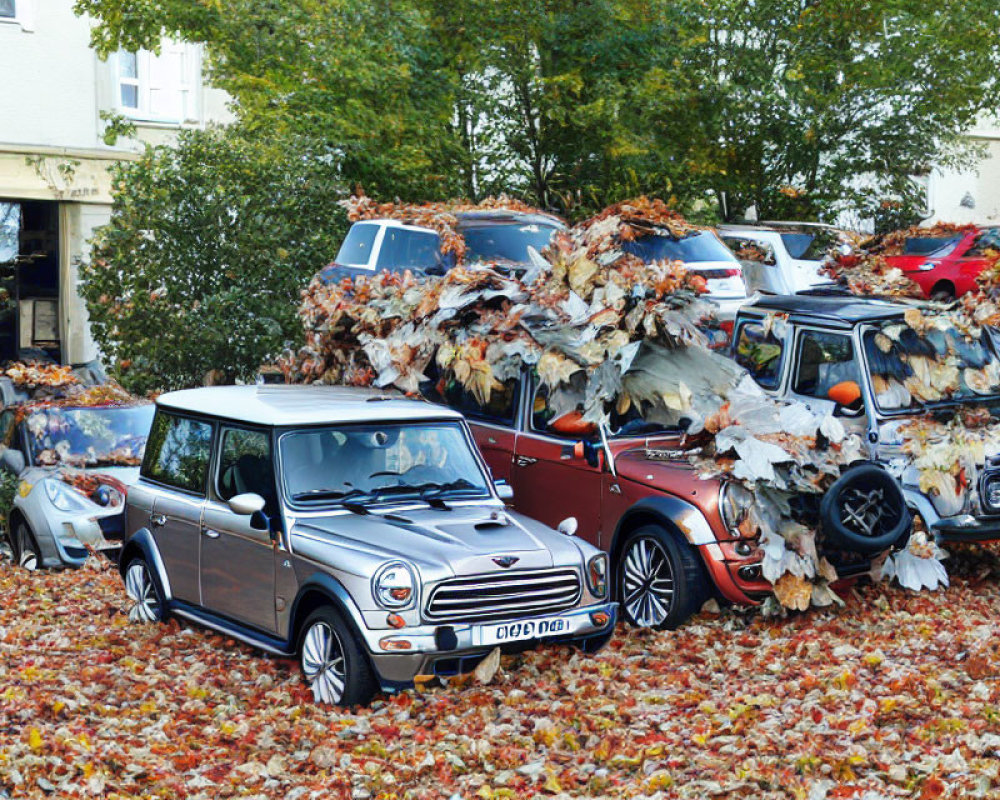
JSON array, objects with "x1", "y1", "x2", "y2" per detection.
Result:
[{"x1": 426, "y1": 568, "x2": 582, "y2": 623}]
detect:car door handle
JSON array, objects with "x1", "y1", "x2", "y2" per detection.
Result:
[
  {"x1": 150, "y1": 514, "x2": 167, "y2": 528},
  {"x1": 202, "y1": 529, "x2": 220, "y2": 539},
  {"x1": 515, "y1": 456, "x2": 537, "y2": 467},
  {"x1": 487, "y1": 436, "x2": 498, "y2": 444}
]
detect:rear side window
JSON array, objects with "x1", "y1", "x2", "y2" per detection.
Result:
[
  {"x1": 734, "y1": 322, "x2": 784, "y2": 389},
  {"x1": 425, "y1": 376, "x2": 520, "y2": 426},
  {"x1": 376, "y1": 228, "x2": 442, "y2": 272},
  {"x1": 793, "y1": 330, "x2": 860, "y2": 400},
  {"x1": 334, "y1": 223, "x2": 379, "y2": 267},
  {"x1": 142, "y1": 410, "x2": 213, "y2": 494}
]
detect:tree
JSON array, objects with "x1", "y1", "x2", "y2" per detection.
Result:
[
  {"x1": 642, "y1": 0, "x2": 1000, "y2": 221},
  {"x1": 81, "y1": 127, "x2": 349, "y2": 394}
]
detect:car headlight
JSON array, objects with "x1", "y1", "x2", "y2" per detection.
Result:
[
  {"x1": 372, "y1": 561, "x2": 415, "y2": 609},
  {"x1": 719, "y1": 481, "x2": 750, "y2": 533},
  {"x1": 44, "y1": 480, "x2": 94, "y2": 513},
  {"x1": 982, "y1": 474, "x2": 1000, "y2": 514},
  {"x1": 586, "y1": 553, "x2": 608, "y2": 598}
]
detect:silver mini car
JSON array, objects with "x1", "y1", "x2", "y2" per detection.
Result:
[{"x1": 119, "y1": 386, "x2": 616, "y2": 705}]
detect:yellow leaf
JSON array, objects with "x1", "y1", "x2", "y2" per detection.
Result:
[{"x1": 29, "y1": 728, "x2": 43, "y2": 752}]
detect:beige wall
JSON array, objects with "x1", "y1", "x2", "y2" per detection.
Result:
[
  {"x1": 0, "y1": 0, "x2": 233, "y2": 364},
  {"x1": 926, "y1": 134, "x2": 1000, "y2": 226}
]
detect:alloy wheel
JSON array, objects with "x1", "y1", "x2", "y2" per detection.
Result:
[
  {"x1": 125, "y1": 561, "x2": 161, "y2": 623},
  {"x1": 301, "y1": 621, "x2": 347, "y2": 704},
  {"x1": 622, "y1": 537, "x2": 675, "y2": 627},
  {"x1": 841, "y1": 487, "x2": 887, "y2": 538}
]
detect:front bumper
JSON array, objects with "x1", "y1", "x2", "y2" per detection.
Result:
[
  {"x1": 932, "y1": 515, "x2": 1000, "y2": 543},
  {"x1": 365, "y1": 601, "x2": 617, "y2": 688}
]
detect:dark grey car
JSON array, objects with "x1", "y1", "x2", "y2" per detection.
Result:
[{"x1": 119, "y1": 385, "x2": 615, "y2": 706}]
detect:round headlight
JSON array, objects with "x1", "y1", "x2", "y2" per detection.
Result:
[
  {"x1": 372, "y1": 561, "x2": 415, "y2": 610},
  {"x1": 586, "y1": 553, "x2": 608, "y2": 598},
  {"x1": 984, "y1": 477, "x2": 1000, "y2": 514},
  {"x1": 44, "y1": 480, "x2": 92, "y2": 513}
]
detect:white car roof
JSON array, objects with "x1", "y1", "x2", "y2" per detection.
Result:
[{"x1": 156, "y1": 385, "x2": 463, "y2": 427}]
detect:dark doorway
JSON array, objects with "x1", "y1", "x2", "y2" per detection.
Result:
[{"x1": 0, "y1": 200, "x2": 61, "y2": 363}]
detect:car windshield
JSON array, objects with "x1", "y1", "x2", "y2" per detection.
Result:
[
  {"x1": 622, "y1": 230, "x2": 737, "y2": 264},
  {"x1": 24, "y1": 404, "x2": 155, "y2": 467},
  {"x1": 334, "y1": 222, "x2": 380, "y2": 267},
  {"x1": 462, "y1": 222, "x2": 559, "y2": 264},
  {"x1": 902, "y1": 236, "x2": 962, "y2": 257},
  {"x1": 779, "y1": 230, "x2": 839, "y2": 261},
  {"x1": 280, "y1": 420, "x2": 490, "y2": 506},
  {"x1": 864, "y1": 322, "x2": 1000, "y2": 412}
]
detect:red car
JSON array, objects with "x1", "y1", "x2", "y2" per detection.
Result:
[
  {"x1": 425, "y1": 370, "x2": 902, "y2": 629},
  {"x1": 887, "y1": 226, "x2": 1000, "y2": 300}
]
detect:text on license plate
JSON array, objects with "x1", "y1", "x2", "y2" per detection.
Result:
[{"x1": 481, "y1": 616, "x2": 570, "y2": 646}]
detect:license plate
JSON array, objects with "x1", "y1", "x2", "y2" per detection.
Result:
[{"x1": 478, "y1": 615, "x2": 571, "y2": 646}]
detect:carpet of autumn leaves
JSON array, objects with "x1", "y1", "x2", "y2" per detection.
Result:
[{"x1": 4, "y1": 547, "x2": 1000, "y2": 799}]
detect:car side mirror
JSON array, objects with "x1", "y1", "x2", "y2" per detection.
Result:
[
  {"x1": 0, "y1": 448, "x2": 25, "y2": 475},
  {"x1": 572, "y1": 439, "x2": 602, "y2": 469},
  {"x1": 557, "y1": 517, "x2": 578, "y2": 536},
  {"x1": 228, "y1": 492, "x2": 266, "y2": 516},
  {"x1": 494, "y1": 480, "x2": 514, "y2": 501}
]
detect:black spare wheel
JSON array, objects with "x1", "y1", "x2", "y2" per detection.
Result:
[{"x1": 820, "y1": 464, "x2": 911, "y2": 553}]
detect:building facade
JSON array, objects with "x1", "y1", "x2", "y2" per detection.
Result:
[
  {"x1": 0, "y1": 0, "x2": 232, "y2": 365},
  {"x1": 924, "y1": 120, "x2": 1000, "y2": 227}
]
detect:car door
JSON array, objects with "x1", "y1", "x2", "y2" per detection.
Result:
[
  {"x1": 140, "y1": 410, "x2": 214, "y2": 605},
  {"x1": 510, "y1": 378, "x2": 604, "y2": 548},
  {"x1": 787, "y1": 327, "x2": 868, "y2": 436},
  {"x1": 200, "y1": 425, "x2": 279, "y2": 633}
]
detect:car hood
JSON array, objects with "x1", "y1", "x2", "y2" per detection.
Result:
[{"x1": 290, "y1": 503, "x2": 587, "y2": 579}]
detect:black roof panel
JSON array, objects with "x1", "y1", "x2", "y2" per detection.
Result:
[{"x1": 741, "y1": 294, "x2": 911, "y2": 324}]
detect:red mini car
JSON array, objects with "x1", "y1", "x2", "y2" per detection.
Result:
[
  {"x1": 424, "y1": 370, "x2": 904, "y2": 629},
  {"x1": 887, "y1": 226, "x2": 1000, "y2": 300}
]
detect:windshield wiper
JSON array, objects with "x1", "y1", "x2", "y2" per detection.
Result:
[{"x1": 292, "y1": 487, "x2": 372, "y2": 503}]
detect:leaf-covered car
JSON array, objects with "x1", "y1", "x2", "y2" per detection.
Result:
[
  {"x1": 119, "y1": 386, "x2": 615, "y2": 706},
  {"x1": 425, "y1": 362, "x2": 912, "y2": 629},
  {"x1": 733, "y1": 293, "x2": 1000, "y2": 550},
  {"x1": 0, "y1": 383, "x2": 153, "y2": 569}
]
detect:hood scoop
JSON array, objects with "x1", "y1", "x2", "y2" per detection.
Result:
[{"x1": 474, "y1": 511, "x2": 510, "y2": 531}]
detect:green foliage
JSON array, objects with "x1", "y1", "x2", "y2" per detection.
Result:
[
  {"x1": 76, "y1": 0, "x2": 1000, "y2": 223},
  {"x1": 81, "y1": 126, "x2": 349, "y2": 394},
  {"x1": 0, "y1": 468, "x2": 18, "y2": 538}
]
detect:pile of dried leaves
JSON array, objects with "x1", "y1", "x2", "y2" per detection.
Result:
[
  {"x1": 3, "y1": 362, "x2": 78, "y2": 389},
  {"x1": 280, "y1": 200, "x2": 941, "y2": 608},
  {"x1": 4, "y1": 548, "x2": 1000, "y2": 798}
]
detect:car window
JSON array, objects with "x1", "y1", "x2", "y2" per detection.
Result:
[
  {"x1": 722, "y1": 237, "x2": 776, "y2": 265},
  {"x1": 462, "y1": 223, "x2": 559, "y2": 264},
  {"x1": 622, "y1": 230, "x2": 737, "y2": 264},
  {"x1": 793, "y1": 331, "x2": 861, "y2": 400},
  {"x1": 217, "y1": 427, "x2": 276, "y2": 512},
  {"x1": 531, "y1": 383, "x2": 596, "y2": 439},
  {"x1": 423, "y1": 376, "x2": 520, "y2": 426},
  {"x1": 902, "y1": 236, "x2": 962, "y2": 257},
  {"x1": 334, "y1": 222, "x2": 379, "y2": 268},
  {"x1": 967, "y1": 229, "x2": 1000, "y2": 258},
  {"x1": 142, "y1": 411, "x2": 213, "y2": 494},
  {"x1": 734, "y1": 322, "x2": 784, "y2": 390},
  {"x1": 779, "y1": 231, "x2": 838, "y2": 260},
  {"x1": 0, "y1": 410, "x2": 15, "y2": 446},
  {"x1": 376, "y1": 227, "x2": 443, "y2": 272}
]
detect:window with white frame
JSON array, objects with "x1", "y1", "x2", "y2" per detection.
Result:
[
  {"x1": 0, "y1": 1, "x2": 15, "y2": 19},
  {"x1": 116, "y1": 41, "x2": 199, "y2": 124}
]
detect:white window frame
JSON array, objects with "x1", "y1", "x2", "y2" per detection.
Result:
[
  {"x1": 115, "y1": 42, "x2": 200, "y2": 125},
  {"x1": 0, "y1": 0, "x2": 35, "y2": 31}
]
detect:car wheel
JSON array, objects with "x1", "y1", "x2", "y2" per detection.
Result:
[
  {"x1": 930, "y1": 284, "x2": 955, "y2": 303},
  {"x1": 124, "y1": 557, "x2": 165, "y2": 623},
  {"x1": 13, "y1": 521, "x2": 40, "y2": 571},
  {"x1": 299, "y1": 606, "x2": 377, "y2": 707},
  {"x1": 820, "y1": 464, "x2": 911, "y2": 554},
  {"x1": 617, "y1": 525, "x2": 709, "y2": 630}
]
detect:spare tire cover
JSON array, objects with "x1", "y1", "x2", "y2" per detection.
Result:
[{"x1": 820, "y1": 463, "x2": 911, "y2": 554}]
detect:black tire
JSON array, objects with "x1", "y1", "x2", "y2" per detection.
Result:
[
  {"x1": 820, "y1": 464, "x2": 911, "y2": 553},
  {"x1": 12, "y1": 520, "x2": 40, "y2": 571},
  {"x1": 616, "y1": 525, "x2": 710, "y2": 630},
  {"x1": 123, "y1": 556, "x2": 166, "y2": 623},
  {"x1": 298, "y1": 606, "x2": 378, "y2": 707}
]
